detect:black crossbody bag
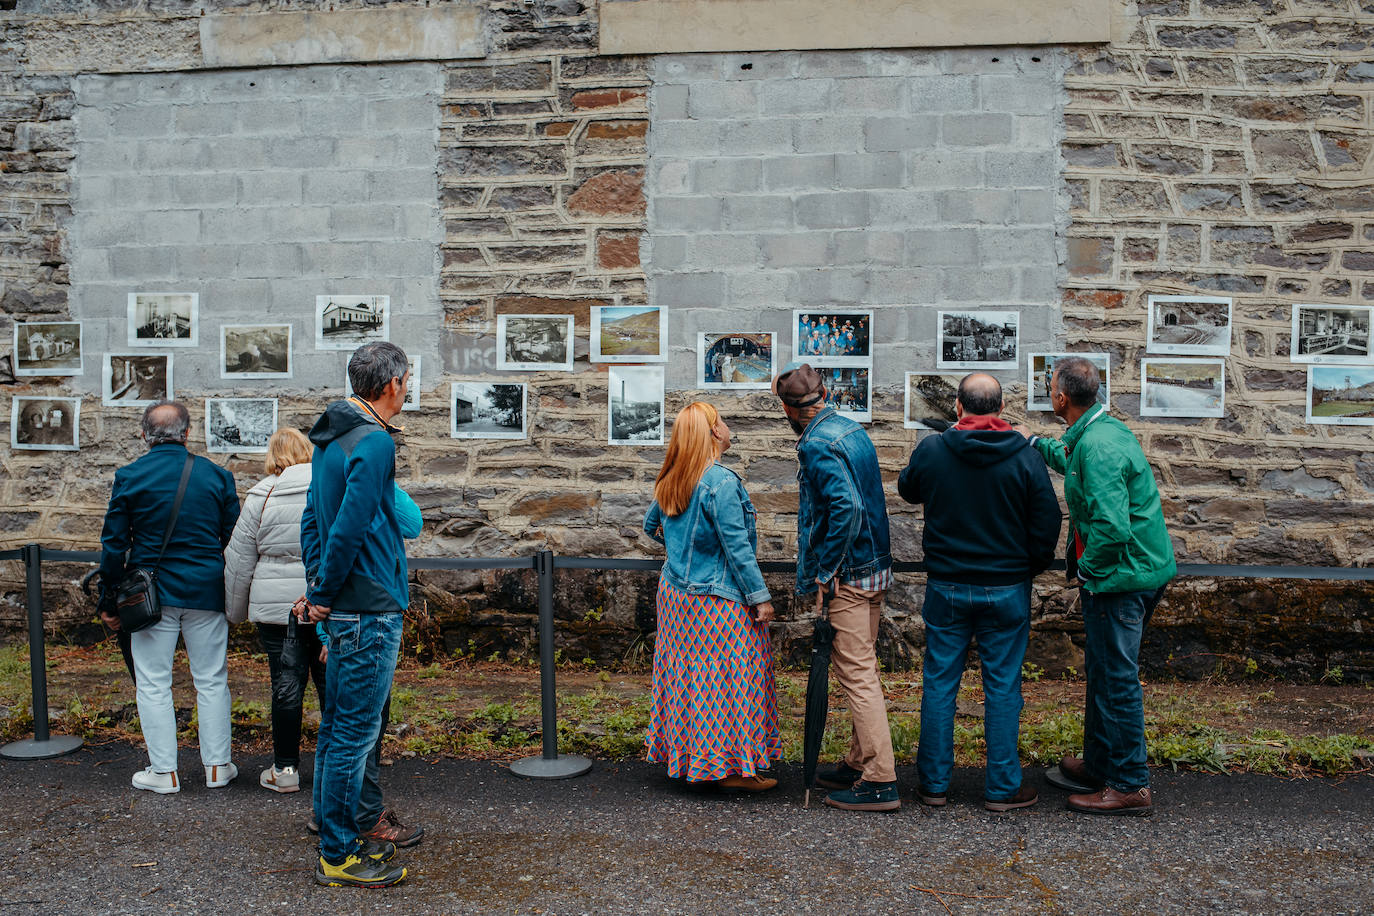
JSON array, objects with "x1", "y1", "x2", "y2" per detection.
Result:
[{"x1": 115, "y1": 454, "x2": 195, "y2": 633}]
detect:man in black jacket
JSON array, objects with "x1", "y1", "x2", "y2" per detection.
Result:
[{"x1": 897, "y1": 373, "x2": 1061, "y2": 811}]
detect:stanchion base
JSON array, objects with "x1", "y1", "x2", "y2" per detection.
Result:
[
  {"x1": 510, "y1": 753, "x2": 592, "y2": 780},
  {"x1": 1, "y1": 734, "x2": 84, "y2": 760}
]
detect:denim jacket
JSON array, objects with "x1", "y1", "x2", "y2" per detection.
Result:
[
  {"x1": 794, "y1": 406, "x2": 892, "y2": 595},
  {"x1": 642, "y1": 462, "x2": 771, "y2": 607}
]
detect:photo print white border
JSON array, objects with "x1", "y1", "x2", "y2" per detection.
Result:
[
  {"x1": 903, "y1": 372, "x2": 962, "y2": 431},
  {"x1": 10, "y1": 396, "x2": 80, "y2": 452},
  {"x1": 205, "y1": 397, "x2": 278, "y2": 454},
  {"x1": 315, "y1": 294, "x2": 390, "y2": 351},
  {"x1": 220, "y1": 324, "x2": 293, "y2": 380},
  {"x1": 1289, "y1": 304, "x2": 1374, "y2": 366},
  {"x1": 451, "y1": 381, "x2": 528, "y2": 440},
  {"x1": 497, "y1": 314, "x2": 575, "y2": 372},
  {"x1": 127, "y1": 293, "x2": 198, "y2": 348},
  {"x1": 697, "y1": 332, "x2": 777, "y2": 390},
  {"x1": 936, "y1": 310, "x2": 1021, "y2": 372},
  {"x1": 14, "y1": 321, "x2": 84, "y2": 377},
  {"x1": 1026, "y1": 353, "x2": 1111, "y2": 412},
  {"x1": 1140, "y1": 358, "x2": 1226, "y2": 419},
  {"x1": 1306, "y1": 365, "x2": 1374, "y2": 426},
  {"x1": 1145, "y1": 294, "x2": 1232, "y2": 357},
  {"x1": 102, "y1": 353, "x2": 173, "y2": 407},
  {"x1": 823, "y1": 365, "x2": 872, "y2": 424},
  {"x1": 607, "y1": 365, "x2": 665, "y2": 446},
  {"x1": 590, "y1": 305, "x2": 668, "y2": 363},
  {"x1": 344, "y1": 354, "x2": 421, "y2": 411},
  {"x1": 792, "y1": 309, "x2": 875, "y2": 366}
]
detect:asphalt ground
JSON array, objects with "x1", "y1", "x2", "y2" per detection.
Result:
[{"x1": 3, "y1": 743, "x2": 1371, "y2": 916}]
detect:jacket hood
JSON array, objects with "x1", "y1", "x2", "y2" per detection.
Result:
[
  {"x1": 308, "y1": 400, "x2": 377, "y2": 449},
  {"x1": 941, "y1": 428, "x2": 1029, "y2": 467}
]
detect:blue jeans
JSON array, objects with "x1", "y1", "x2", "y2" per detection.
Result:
[
  {"x1": 1081, "y1": 586, "x2": 1164, "y2": 792},
  {"x1": 917, "y1": 579, "x2": 1031, "y2": 801},
  {"x1": 314, "y1": 611, "x2": 403, "y2": 864},
  {"x1": 312, "y1": 694, "x2": 390, "y2": 835}
]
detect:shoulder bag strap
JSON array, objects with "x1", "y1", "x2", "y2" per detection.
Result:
[{"x1": 151, "y1": 454, "x2": 195, "y2": 575}]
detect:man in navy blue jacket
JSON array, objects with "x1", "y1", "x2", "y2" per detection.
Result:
[
  {"x1": 300, "y1": 341, "x2": 412, "y2": 889},
  {"x1": 897, "y1": 373, "x2": 1061, "y2": 812}
]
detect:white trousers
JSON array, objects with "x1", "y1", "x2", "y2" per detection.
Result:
[{"x1": 130, "y1": 606, "x2": 232, "y2": 773}]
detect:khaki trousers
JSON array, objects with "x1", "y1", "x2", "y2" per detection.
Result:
[{"x1": 830, "y1": 583, "x2": 897, "y2": 783}]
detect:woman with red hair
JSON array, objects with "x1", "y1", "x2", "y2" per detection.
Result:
[{"x1": 642, "y1": 402, "x2": 779, "y2": 791}]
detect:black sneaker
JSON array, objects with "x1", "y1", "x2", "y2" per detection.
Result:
[
  {"x1": 918, "y1": 786, "x2": 948, "y2": 807},
  {"x1": 813, "y1": 762, "x2": 864, "y2": 790},
  {"x1": 823, "y1": 779, "x2": 901, "y2": 812},
  {"x1": 315, "y1": 854, "x2": 407, "y2": 889},
  {"x1": 358, "y1": 838, "x2": 397, "y2": 862}
]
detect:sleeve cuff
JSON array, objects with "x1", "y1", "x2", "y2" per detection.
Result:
[{"x1": 743, "y1": 588, "x2": 771, "y2": 606}]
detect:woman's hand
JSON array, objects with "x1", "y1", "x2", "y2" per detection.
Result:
[{"x1": 751, "y1": 601, "x2": 775, "y2": 624}]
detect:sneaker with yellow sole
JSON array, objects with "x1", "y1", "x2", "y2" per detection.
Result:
[{"x1": 314, "y1": 854, "x2": 407, "y2": 889}]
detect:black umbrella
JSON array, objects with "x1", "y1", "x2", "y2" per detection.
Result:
[
  {"x1": 802, "y1": 587, "x2": 836, "y2": 808},
  {"x1": 82, "y1": 568, "x2": 134, "y2": 682},
  {"x1": 274, "y1": 614, "x2": 305, "y2": 706}
]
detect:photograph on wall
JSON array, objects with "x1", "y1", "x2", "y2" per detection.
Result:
[
  {"x1": 206, "y1": 397, "x2": 277, "y2": 453},
  {"x1": 315, "y1": 295, "x2": 389, "y2": 350},
  {"x1": 697, "y1": 332, "x2": 776, "y2": 389},
  {"x1": 608, "y1": 365, "x2": 664, "y2": 445},
  {"x1": 1290, "y1": 304, "x2": 1372, "y2": 365},
  {"x1": 1146, "y1": 295, "x2": 1232, "y2": 356},
  {"x1": 103, "y1": 354, "x2": 172, "y2": 406},
  {"x1": 1306, "y1": 366, "x2": 1374, "y2": 426},
  {"x1": 497, "y1": 314, "x2": 574, "y2": 371},
  {"x1": 0, "y1": 355, "x2": 13, "y2": 385},
  {"x1": 14, "y1": 321, "x2": 83, "y2": 376},
  {"x1": 221, "y1": 324, "x2": 292, "y2": 379},
  {"x1": 451, "y1": 381, "x2": 527, "y2": 440},
  {"x1": 1140, "y1": 359, "x2": 1225, "y2": 419},
  {"x1": 591, "y1": 305, "x2": 667, "y2": 363},
  {"x1": 824, "y1": 366, "x2": 872, "y2": 423},
  {"x1": 904, "y1": 373, "x2": 962, "y2": 430},
  {"x1": 937, "y1": 310, "x2": 1020, "y2": 371},
  {"x1": 1027, "y1": 353, "x2": 1110, "y2": 412},
  {"x1": 11, "y1": 396, "x2": 80, "y2": 452},
  {"x1": 128, "y1": 293, "x2": 197, "y2": 347},
  {"x1": 344, "y1": 354, "x2": 421, "y2": 411},
  {"x1": 793, "y1": 310, "x2": 873, "y2": 363}
]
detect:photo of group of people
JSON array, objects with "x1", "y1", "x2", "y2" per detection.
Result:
[{"x1": 792, "y1": 311, "x2": 874, "y2": 422}]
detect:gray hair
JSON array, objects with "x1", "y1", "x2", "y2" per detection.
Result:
[
  {"x1": 142, "y1": 400, "x2": 190, "y2": 445},
  {"x1": 348, "y1": 342, "x2": 410, "y2": 401},
  {"x1": 1052, "y1": 356, "x2": 1101, "y2": 408}
]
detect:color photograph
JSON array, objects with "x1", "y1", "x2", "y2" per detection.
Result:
[
  {"x1": 221, "y1": 324, "x2": 292, "y2": 379},
  {"x1": 1307, "y1": 366, "x2": 1374, "y2": 426},
  {"x1": 103, "y1": 353, "x2": 172, "y2": 406},
  {"x1": 1290, "y1": 304, "x2": 1372, "y2": 365},
  {"x1": 14, "y1": 321, "x2": 83, "y2": 376},
  {"x1": 1146, "y1": 295, "x2": 1232, "y2": 356},
  {"x1": 497, "y1": 314, "x2": 574, "y2": 371},
  {"x1": 937, "y1": 310, "x2": 1020, "y2": 371},
  {"x1": 608, "y1": 366, "x2": 664, "y2": 445},
  {"x1": 1027, "y1": 353, "x2": 1110, "y2": 412},
  {"x1": 128, "y1": 293, "x2": 197, "y2": 347},
  {"x1": 205, "y1": 398, "x2": 277, "y2": 453},
  {"x1": 11, "y1": 396, "x2": 80, "y2": 451},
  {"x1": 1141, "y1": 359, "x2": 1225, "y2": 418},
  {"x1": 591, "y1": 305, "x2": 667, "y2": 363},
  {"x1": 697, "y1": 332, "x2": 776, "y2": 389},
  {"x1": 344, "y1": 354, "x2": 421, "y2": 410},
  {"x1": 904, "y1": 373, "x2": 961, "y2": 430},
  {"x1": 793, "y1": 310, "x2": 873, "y2": 363},
  {"x1": 825, "y1": 366, "x2": 871, "y2": 423},
  {"x1": 451, "y1": 382, "x2": 527, "y2": 440},
  {"x1": 316, "y1": 295, "x2": 389, "y2": 350}
]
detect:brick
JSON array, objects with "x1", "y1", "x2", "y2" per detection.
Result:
[
  {"x1": 793, "y1": 116, "x2": 867, "y2": 153},
  {"x1": 1178, "y1": 183, "x2": 1245, "y2": 213},
  {"x1": 835, "y1": 153, "x2": 904, "y2": 188},
  {"x1": 1067, "y1": 237, "x2": 1113, "y2": 277},
  {"x1": 1132, "y1": 143, "x2": 1203, "y2": 175},
  {"x1": 870, "y1": 268, "x2": 940, "y2": 304},
  {"x1": 443, "y1": 145, "x2": 566, "y2": 179},
  {"x1": 237, "y1": 172, "x2": 303, "y2": 206},
  {"x1": 690, "y1": 234, "x2": 761, "y2": 268},
  {"x1": 596, "y1": 231, "x2": 640, "y2": 269},
  {"x1": 136, "y1": 209, "x2": 201, "y2": 247},
  {"x1": 446, "y1": 62, "x2": 553, "y2": 94},
  {"x1": 833, "y1": 77, "x2": 906, "y2": 112},
  {"x1": 652, "y1": 120, "x2": 723, "y2": 156},
  {"x1": 654, "y1": 195, "x2": 722, "y2": 232},
  {"x1": 718, "y1": 119, "x2": 789, "y2": 155},
  {"x1": 795, "y1": 191, "x2": 869, "y2": 229},
  {"x1": 905, "y1": 228, "x2": 977, "y2": 266},
  {"x1": 942, "y1": 113, "x2": 1013, "y2": 147},
  {"x1": 686, "y1": 81, "x2": 759, "y2": 120},
  {"x1": 304, "y1": 171, "x2": 368, "y2": 205},
  {"x1": 984, "y1": 151, "x2": 1056, "y2": 188},
  {"x1": 761, "y1": 232, "x2": 832, "y2": 268},
  {"x1": 653, "y1": 84, "x2": 689, "y2": 120},
  {"x1": 691, "y1": 158, "x2": 761, "y2": 194},
  {"x1": 654, "y1": 271, "x2": 726, "y2": 307},
  {"x1": 762, "y1": 155, "x2": 835, "y2": 190},
  {"x1": 721, "y1": 195, "x2": 793, "y2": 232},
  {"x1": 570, "y1": 88, "x2": 645, "y2": 110},
  {"x1": 863, "y1": 116, "x2": 939, "y2": 152},
  {"x1": 331, "y1": 205, "x2": 398, "y2": 240},
  {"x1": 760, "y1": 78, "x2": 833, "y2": 115},
  {"x1": 834, "y1": 229, "x2": 902, "y2": 266},
  {"x1": 1062, "y1": 142, "x2": 1120, "y2": 168},
  {"x1": 647, "y1": 235, "x2": 687, "y2": 271},
  {"x1": 937, "y1": 189, "x2": 1015, "y2": 224}
]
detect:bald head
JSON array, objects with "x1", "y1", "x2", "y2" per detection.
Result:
[
  {"x1": 141, "y1": 400, "x2": 190, "y2": 446},
  {"x1": 957, "y1": 373, "x2": 1003, "y2": 416}
]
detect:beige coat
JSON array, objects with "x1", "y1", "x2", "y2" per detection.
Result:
[{"x1": 223, "y1": 462, "x2": 311, "y2": 625}]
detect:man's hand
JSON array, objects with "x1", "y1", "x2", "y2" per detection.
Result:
[
  {"x1": 307, "y1": 602, "x2": 331, "y2": 623},
  {"x1": 99, "y1": 609, "x2": 120, "y2": 631},
  {"x1": 751, "y1": 601, "x2": 775, "y2": 624},
  {"x1": 1011, "y1": 424, "x2": 1032, "y2": 439},
  {"x1": 813, "y1": 578, "x2": 836, "y2": 613}
]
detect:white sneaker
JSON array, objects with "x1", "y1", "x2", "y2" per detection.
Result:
[
  {"x1": 205, "y1": 762, "x2": 238, "y2": 788},
  {"x1": 260, "y1": 764, "x2": 300, "y2": 793},
  {"x1": 132, "y1": 767, "x2": 180, "y2": 794}
]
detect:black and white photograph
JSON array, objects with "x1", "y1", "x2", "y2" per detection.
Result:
[
  {"x1": 1307, "y1": 366, "x2": 1374, "y2": 426},
  {"x1": 451, "y1": 381, "x2": 527, "y2": 440},
  {"x1": 1141, "y1": 359, "x2": 1225, "y2": 419},
  {"x1": 221, "y1": 324, "x2": 292, "y2": 379},
  {"x1": 14, "y1": 321, "x2": 83, "y2": 376},
  {"x1": 904, "y1": 373, "x2": 962, "y2": 430},
  {"x1": 697, "y1": 332, "x2": 776, "y2": 389},
  {"x1": 128, "y1": 293, "x2": 197, "y2": 347},
  {"x1": 608, "y1": 365, "x2": 664, "y2": 445},
  {"x1": 1146, "y1": 295, "x2": 1232, "y2": 356},
  {"x1": 497, "y1": 314, "x2": 574, "y2": 371},
  {"x1": 205, "y1": 397, "x2": 277, "y2": 453},
  {"x1": 1290, "y1": 304, "x2": 1372, "y2": 365},
  {"x1": 937, "y1": 310, "x2": 1020, "y2": 371},
  {"x1": 1027, "y1": 353, "x2": 1110, "y2": 412},
  {"x1": 0, "y1": 354, "x2": 13, "y2": 385},
  {"x1": 344, "y1": 354, "x2": 421, "y2": 411},
  {"x1": 591, "y1": 305, "x2": 667, "y2": 363},
  {"x1": 316, "y1": 295, "x2": 389, "y2": 350},
  {"x1": 824, "y1": 367, "x2": 872, "y2": 423},
  {"x1": 794, "y1": 310, "x2": 873, "y2": 363},
  {"x1": 11, "y1": 396, "x2": 80, "y2": 451},
  {"x1": 102, "y1": 354, "x2": 172, "y2": 407}
]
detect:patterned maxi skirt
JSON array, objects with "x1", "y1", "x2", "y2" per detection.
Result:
[{"x1": 644, "y1": 577, "x2": 781, "y2": 781}]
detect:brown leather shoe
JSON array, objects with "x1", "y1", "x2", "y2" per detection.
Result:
[
  {"x1": 985, "y1": 783, "x2": 1038, "y2": 812},
  {"x1": 1067, "y1": 786, "x2": 1153, "y2": 816},
  {"x1": 361, "y1": 808, "x2": 425, "y2": 847},
  {"x1": 1060, "y1": 755, "x2": 1104, "y2": 788},
  {"x1": 717, "y1": 774, "x2": 778, "y2": 792}
]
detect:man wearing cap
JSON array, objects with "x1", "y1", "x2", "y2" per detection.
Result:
[{"x1": 774, "y1": 362, "x2": 899, "y2": 812}]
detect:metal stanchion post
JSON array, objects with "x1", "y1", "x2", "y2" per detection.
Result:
[
  {"x1": 510, "y1": 549, "x2": 591, "y2": 779},
  {"x1": 1, "y1": 544, "x2": 83, "y2": 759}
]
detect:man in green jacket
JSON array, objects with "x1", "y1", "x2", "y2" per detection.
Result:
[{"x1": 1023, "y1": 357, "x2": 1175, "y2": 816}]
